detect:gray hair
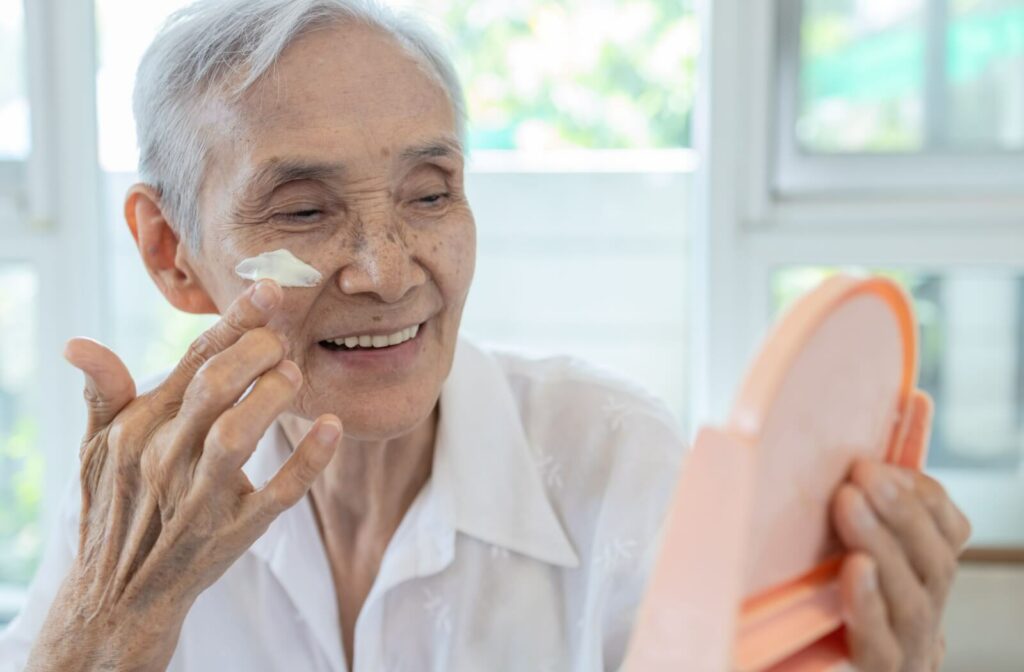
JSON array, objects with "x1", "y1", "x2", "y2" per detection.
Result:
[{"x1": 133, "y1": 0, "x2": 467, "y2": 250}]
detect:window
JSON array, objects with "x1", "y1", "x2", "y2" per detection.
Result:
[
  {"x1": 0, "y1": 264, "x2": 39, "y2": 621},
  {"x1": 0, "y1": 0, "x2": 42, "y2": 625},
  {"x1": 696, "y1": 0, "x2": 1024, "y2": 549},
  {"x1": 95, "y1": 0, "x2": 699, "y2": 420},
  {"x1": 775, "y1": 0, "x2": 1024, "y2": 194},
  {"x1": 0, "y1": 0, "x2": 28, "y2": 229}
]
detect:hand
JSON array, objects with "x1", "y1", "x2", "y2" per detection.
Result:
[
  {"x1": 27, "y1": 280, "x2": 342, "y2": 672},
  {"x1": 832, "y1": 438, "x2": 971, "y2": 670}
]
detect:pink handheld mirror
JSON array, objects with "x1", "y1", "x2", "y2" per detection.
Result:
[{"x1": 624, "y1": 275, "x2": 933, "y2": 671}]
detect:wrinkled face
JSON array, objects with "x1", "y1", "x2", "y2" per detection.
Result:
[{"x1": 189, "y1": 22, "x2": 475, "y2": 440}]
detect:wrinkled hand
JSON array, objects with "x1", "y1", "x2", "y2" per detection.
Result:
[
  {"x1": 28, "y1": 280, "x2": 341, "y2": 672},
  {"x1": 833, "y1": 397, "x2": 972, "y2": 672}
]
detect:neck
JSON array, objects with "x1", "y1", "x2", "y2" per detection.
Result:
[{"x1": 280, "y1": 407, "x2": 438, "y2": 544}]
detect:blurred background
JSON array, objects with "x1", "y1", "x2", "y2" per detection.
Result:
[{"x1": 0, "y1": 0, "x2": 1022, "y2": 668}]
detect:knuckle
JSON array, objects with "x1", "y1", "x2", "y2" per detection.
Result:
[
  {"x1": 938, "y1": 551, "x2": 958, "y2": 585},
  {"x1": 917, "y1": 476, "x2": 948, "y2": 511},
  {"x1": 292, "y1": 457, "x2": 319, "y2": 486},
  {"x1": 207, "y1": 421, "x2": 244, "y2": 452},
  {"x1": 107, "y1": 416, "x2": 143, "y2": 452},
  {"x1": 246, "y1": 327, "x2": 285, "y2": 359},
  {"x1": 185, "y1": 332, "x2": 220, "y2": 366},
  {"x1": 192, "y1": 366, "x2": 231, "y2": 405}
]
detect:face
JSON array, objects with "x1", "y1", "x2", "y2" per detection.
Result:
[{"x1": 185, "y1": 22, "x2": 475, "y2": 440}]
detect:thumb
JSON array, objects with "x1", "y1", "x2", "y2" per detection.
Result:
[{"x1": 63, "y1": 337, "x2": 137, "y2": 438}]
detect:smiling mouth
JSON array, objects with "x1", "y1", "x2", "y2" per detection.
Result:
[{"x1": 318, "y1": 323, "x2": 422, "y2": 352}]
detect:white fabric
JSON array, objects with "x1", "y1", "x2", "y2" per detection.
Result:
[{"x1": 0, "y1": 337, "x2": 686, "y2": 671}]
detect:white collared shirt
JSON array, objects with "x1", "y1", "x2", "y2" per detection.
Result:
[{"x1": 1, "y1": 338, "x2": 686, "y2": 671}]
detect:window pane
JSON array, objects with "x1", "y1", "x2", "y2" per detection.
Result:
[
  {"x1": 412, "y1": 0, "x2": 698, "y2": 150},
  {"x1": 797, "y1": 0, "x2": 1024, "y2": 154},
  {"x1": 798, "y1": 0, "x2": 927, "y2": 152},
  {"x1": 946, "y1": 0, "x2": 1024, "y2": 150},
  {"x1": 95, "y1": 0, "x2": 698, "y2": 170},
  {"x1": 0, "y1": 0, "x2": 29, "y2": 160},
  {"x1": 0, "y1": 263, "x2": 41, "y2": 593},
  {"x1": 773, "y1": 268, "x2": 1024, "y2": 472}
]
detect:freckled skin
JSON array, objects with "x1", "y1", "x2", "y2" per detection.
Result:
[
  {"x1": 189, "y1": 23, "x2": 476, "y2": 441},
  {"x1": 24, "y1": 23, "x2": 478, "y2": 672}
]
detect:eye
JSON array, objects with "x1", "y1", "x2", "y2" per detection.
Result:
[
  {"x1": 278, "y1": 208, "x2": 324, "y2": 222},
  {"x1": 416, "y1": 193, "x2": 449, "y2": 207}
]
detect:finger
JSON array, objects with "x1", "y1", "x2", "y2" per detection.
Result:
[
  {"x1": 840, "y1": 553, "x2": 903, "y2": 672},
  {"x1": 248, "y1": 415, "x2": 340, "y2": 524},
  {"x1": 852, "y1": 461, "x2": 958, "y2": 611},
  {"x1": 197, "y1": 360, "x2": 302, "y2": 481},
  {"x1": 893, "y1": 391, "x2": 932, "y2": 469},
  {"x1": 909, "y1": 472, "x2": 972, "y2": 553},
  {"x1": 157, "y1": 279, "x2": 282, "y2": 403},
  {"x1": 64, "y1": 337, "x2": 137, "y2": 439},
  {"x1": 833, "y1": 484, "x2": 935, "y2": 659},
  {"x1": 177, "y1": 326, "x2": 286, "y2": 438}
]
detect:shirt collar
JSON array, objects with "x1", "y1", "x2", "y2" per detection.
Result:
[
  {"x1": 433, "y1": 337, "x2": 580, "y2": 568},
  {"x1": 257, "y1": 336, "x2": 579, "y2": 569}
]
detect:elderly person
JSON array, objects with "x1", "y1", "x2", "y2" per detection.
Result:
[{"x1": 0, "y1": 0, "x2": 969, "y2": 670}]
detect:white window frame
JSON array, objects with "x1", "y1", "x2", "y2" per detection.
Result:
[
  {"x1": 693, "y1": 0, "x2": 1024, "y2": 550},
  {"x1": 774, "y1": 0, "x2": 1024, "y2": 197},
  {"x1": 1, "y1": 0, "x2": 105, "y2": 618}
]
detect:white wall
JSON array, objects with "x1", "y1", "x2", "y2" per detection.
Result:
[{"x1": 943, "y1": 563, "x2": 1024, "y2": 671}]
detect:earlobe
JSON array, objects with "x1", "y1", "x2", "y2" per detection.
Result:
[{"x1": 124, "y1": 184, "x2": 218, "y2": 315}]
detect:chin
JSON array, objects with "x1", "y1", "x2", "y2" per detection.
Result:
[{"x1": 299, "y1": 384, "x2": 440, "y2": 443}]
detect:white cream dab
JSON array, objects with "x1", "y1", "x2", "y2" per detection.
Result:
[{"x1": 234, "y1": 248, "x2": 322, "y2": 288}]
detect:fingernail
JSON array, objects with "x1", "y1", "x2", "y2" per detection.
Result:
[
  {"x1": 251, "y1": 280, "x2": 280, "y2": 311},
  {"x1": 278, "y1": 360, "x2": 302, "y2": 386},
  {"x1": 878, "y1": 476, "x2": 900, "y2": 504},
  {"x1": 852, "y1": 492, "x2": 877, "y2": 531},
  {"x1": 316, "y1": 418, "x2": 341, "y2": 444},
  {"x1": 892, "y1": 468, "x2": 915, "y2": 490}
]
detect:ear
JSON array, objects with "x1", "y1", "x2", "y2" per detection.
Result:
[{"x1": 124, "y1": 183, "x2": 218, "y2": 315}]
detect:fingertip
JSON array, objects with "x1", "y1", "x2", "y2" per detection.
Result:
[
  {"x1": 276, "y1": 359, "x2": 302, "y2": 387},
  {"x1": 250, "y1": 279, "x2": 282, "y2": 312},
  {"x1": 314, "y1": 415, "x2": 342, "y2": 445},
  {"x1": 63, "y1": 337, "x2": 100, "y2": 367}
]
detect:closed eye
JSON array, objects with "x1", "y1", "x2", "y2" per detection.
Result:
[
  {"x1": 418, "y1": 193, "x2": 449, "y2": 205},
  {"x1": 280, "y1": 209, "x2": 323, "y2": 221}
]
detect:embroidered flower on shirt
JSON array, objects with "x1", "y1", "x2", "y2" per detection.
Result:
[
  {"x1": 421, "y1": 588, "x2": 453, "y2": 635},
  {"x1": 592, "y1": 537, "x2": 639, "y2": 574},
  {"x1": 602, "y1": 395, "x2": 634, "y2": 433},
  {"x1": 533, "y1": 451, "x2": 565, "y2": 490}
]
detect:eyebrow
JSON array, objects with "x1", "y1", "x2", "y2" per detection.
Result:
[
  {"x1": 242, "y1": 159, "x2": 347, "y2": 200},
  {"x1": 240, "y1": 136, "x2": 464, "y2": 200},
  {"x1": 399, "y1": 137, "x2": 464, "y2": 165}
]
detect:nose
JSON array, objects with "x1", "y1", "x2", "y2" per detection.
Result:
[{"x1": 337, "y1": 218, "x2": 427, "y2": 303}]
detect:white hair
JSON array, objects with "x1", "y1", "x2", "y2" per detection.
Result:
[{"x1": 132, "y1": 0, "x2": 467, "y2": 250}]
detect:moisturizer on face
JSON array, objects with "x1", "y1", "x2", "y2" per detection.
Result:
[{"x1": 234, "y1": 248, "x2": 323, "y2": 288}]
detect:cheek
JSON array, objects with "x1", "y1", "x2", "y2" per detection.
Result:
[{"x1": 427, "y1": 214, "x2": 476, "y2": 302}]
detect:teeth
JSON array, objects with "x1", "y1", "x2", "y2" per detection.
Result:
[{"x1": 326, "y1": 324, "x2": 421, "y2": 350}]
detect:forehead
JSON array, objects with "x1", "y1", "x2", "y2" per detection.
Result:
[{"x1": 211, "y1": 22, "x2": 458, "y2": 174}]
